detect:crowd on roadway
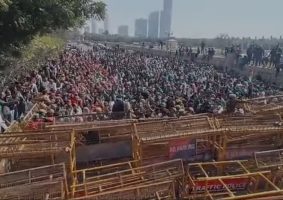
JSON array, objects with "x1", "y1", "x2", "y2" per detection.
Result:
[{"x1": 0, "y1": 43, "x2": 280, "y2": 131}]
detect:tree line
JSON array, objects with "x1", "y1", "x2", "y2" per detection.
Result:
[{"x1": 0, "y1": 0, "x2": 106, "y2": 68}]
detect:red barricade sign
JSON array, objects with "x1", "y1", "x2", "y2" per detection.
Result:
[
  {"x1": 191, "y1": 178, "x2": 250, "y2": 193},
  {"x1": 169, "y1": 139, "x2": 196, "y2": 160}
]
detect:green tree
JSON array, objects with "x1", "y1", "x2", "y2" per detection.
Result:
[
  {"x1": 0, "y1": 0, "x2": 11, "y2": 12},
  {"x1": 0, "y1": 0, "x2": 106, "y2": 57}
]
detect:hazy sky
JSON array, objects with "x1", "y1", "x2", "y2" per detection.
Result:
[{"x1": 97, "y1": 0, "x2": 283, "y2": 38}]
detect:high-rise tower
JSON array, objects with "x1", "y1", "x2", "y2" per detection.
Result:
[
  {"x1": 135, "y1": 18, "x2": 148, "y2": 38},
  {"x1": 104, "y1": 12, "x2": 109, "y2": 34},
  {"x1": 159, "y1": 0, "x2": 173, "y2": 38},
  {"x1": 148, "y1": 11, "x2": 160, "y2": 39},
  {"x1": 91, "y1": 18, "x2": 97, "y2": 34}
]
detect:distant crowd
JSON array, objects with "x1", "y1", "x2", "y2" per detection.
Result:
[{"x1": 0, "y1": 43, "x2": 279, "y2": 132}]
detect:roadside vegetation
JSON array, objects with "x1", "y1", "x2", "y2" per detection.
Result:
[{"x1": 0, "y1": 0, "x2": 106, "y2": 71}]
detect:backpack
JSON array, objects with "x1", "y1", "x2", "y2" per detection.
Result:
[{"x1": 112, "y1": 100, "x2": 125, "y2": 112}]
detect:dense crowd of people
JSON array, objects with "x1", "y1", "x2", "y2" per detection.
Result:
[{"x1": 0, "y1": 43, "x2": 279, "y2": 132}]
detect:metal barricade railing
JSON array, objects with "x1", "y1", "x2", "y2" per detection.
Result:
[
  {"x1": 54, "y1": 112, "x2": 129, "y2": 124},
  {"x1": 4, "y1": 121, "x2": 21, "y2": 133},
  {"x1": 19, "y1": 103, "x2": 39, "y2": 128}
]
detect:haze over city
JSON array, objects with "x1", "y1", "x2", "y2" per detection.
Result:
[{"x1": 99, "y1": 0, "x2": 283, "y2": 38}]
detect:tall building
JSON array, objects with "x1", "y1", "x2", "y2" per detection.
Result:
[
  {"x1": 118, "y1": 25, "x2": 129, "y2": 37},
  {"x1": 159, "y1": 0, "x2": 173, "y2": 38},
  {"x1": 135, "y1": 18, "x2": 148, "y2": 38},
  {"x1": 148, "y1": 11, "x2": 159, "y2": 39},
  {"x1": 159, "y1": 11, "x2": 167, "y2": 38},
  {"x1": 84, "y1": 26, "x2": 90, "y2": 34},
  {"x1": 104, "y1": 13, "x2": 110, "y2": 34},
  {"x1": 98, "y1": 28, "x2": 104, "y2": 34},
  {"x1": 163, "y1": 0, "x2": 173, "y2": 12},
  {"x1": 91, "y1": 18, "x2": 97, "y2": 34}
]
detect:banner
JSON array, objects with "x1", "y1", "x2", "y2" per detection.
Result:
[
  {"x1": 169, "y1": 139, "x2": 196, "y2": 160},
  {"x1": 192, "y1": 178, "x2": 250, "y2": 193}
]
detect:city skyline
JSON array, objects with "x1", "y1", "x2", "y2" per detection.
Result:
[{"x1": 103, "y1": 0, "x2": 283, "y2": 39}]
